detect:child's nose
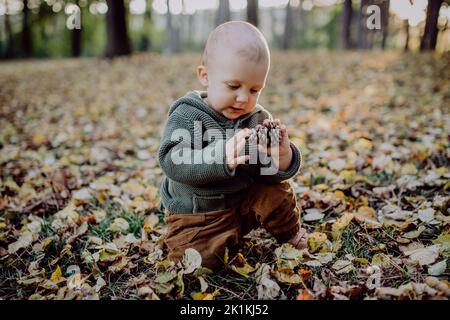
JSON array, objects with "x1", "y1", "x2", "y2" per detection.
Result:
[{"x1": 236, "y1": 91, "x2": 248, "y2": 103}]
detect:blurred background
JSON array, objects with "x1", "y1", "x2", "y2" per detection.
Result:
[{"x1": 0, "y1": 0, "x2": 449, "y2": 60}]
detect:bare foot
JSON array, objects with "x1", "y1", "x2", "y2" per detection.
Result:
[{"x1": 288, "y1": 228, "x2": 308, "y2": 249}]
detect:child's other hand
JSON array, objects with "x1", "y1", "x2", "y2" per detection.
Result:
[
  {"x1": 226, "y1": 128, "x2": 250, "y2": 171},
  {"x1": 258, "y1": 119, "x2": 293, "y2": 171}
]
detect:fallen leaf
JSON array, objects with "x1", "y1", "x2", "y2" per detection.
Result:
[
  {"x1": 182, "y1": 248, "x2": 202, "y2": 274},
  {"x1": 302, "y1": 208, "x2": 325, "y2": 222},
  {"x1": 332, "y1": 260, "x2": 355, "y2": 274},
  {"x1": 427, "y1": 260, "x2": 447, "y2": 276},
  {"x1": 8, "y1": 231, "x2": 33, "y2": 254},
  {"x1": 354, "y1": 206, "x2": 380, "y2": 228},
  {"x1": 256, "y1": 263, "x2": 280, "y2": 300},
  {"x1": 109, "y1": 218, "x2": 129, "y2": 233},
  {"x1": 296, "y1": 289, "x2": 316, "y2": 300},
  {"x1": 405, "y1": 244, "x2": 441, "y2": 266},
  {"x1": 230, "y1": 253, "x2": 256, "y2": 277},
  {"x1": 307, "y1": 232, "x2": 328, "y2": 252},
  {"x1": 418, "y1": 208, "x2": 435, "y2": 223},
  {"x1": 331, "y1": 213, "x2": 354, "y2": 240},
  {"x1": 275, "y1": 243, "x2": 303, "y2": 269}
]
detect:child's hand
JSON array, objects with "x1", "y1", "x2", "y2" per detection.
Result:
[
  {"x1": 258, "y1": 119, "x2": 293, "y2": 171},
  {"x1": 226, "y1": 128, "x2": 250, "y2": 171}
]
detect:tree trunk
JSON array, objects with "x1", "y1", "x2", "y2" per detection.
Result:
[
  {"x1": 4, "y1": 7, "x2": 15, "y2": 59},
  {"x1": 269, "y1": 5, "x2": 277, "y2": 46},
  {"x1": 297, "y1": 0, "x2": 308, "y2": 47},
  {"x1": 22, "y1": 0, "x2": 33, "y2": 57},
  {"x1": 404, "y1": 20, "x2": 410, "y2": 52},
  {"x1": 106, "y1": 0, "x2": 131, "y2": 57},
  {"x1": 247, "y1": 0, "x2": 259, "y2": 27},
  {"x1": 282, "y1": 1, "x2": 294, "y2": 49},
  {"x1": 420, "y1": 0, "x2": 443, "y2": 51},
  {"x1": 357, "y1": 0, "x2": 370, "y2": 49},
  {"x1": 71, "y1": 2, "x2": 82, "y2": 57},
  {"x1": 140, "y1": 0, "x2": 153, "y2": 51},
  {"x1": 381, "y1": 0, "x2": 389, "y2": 50},
  {"x1": 215, "y1": 0, "x2": 230, "y2": 26},
  {"x1": 341, "y1": 0, "x2": 353, "y2": 49},
  {"x1": 72, "y1": 28, "x2": 81, "y2": 57},
  {"x1": 188, "y1": 9, "x2": 195, "y2": 42},
  {"x1": 165, "y1": 0, "x2": 180, "y2": 53}
]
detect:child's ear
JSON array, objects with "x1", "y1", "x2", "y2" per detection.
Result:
[{"x1": 197, "y1": 65, "x2": 208, "y2": 87}]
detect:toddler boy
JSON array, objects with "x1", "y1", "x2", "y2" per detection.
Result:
[{"x1": 158, "y1": 21, "x2": 308, "y2": 270}]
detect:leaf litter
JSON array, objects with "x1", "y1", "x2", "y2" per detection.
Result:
[{"x1": 0, "y1": 52, "x2": 449, "y2": 300}]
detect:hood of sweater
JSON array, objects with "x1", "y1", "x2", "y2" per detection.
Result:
[{"x1": 168, "y1": 90, "x2": 266, "y2": 125}]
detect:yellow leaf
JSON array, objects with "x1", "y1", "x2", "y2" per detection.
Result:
[
  {"x1": 273, "y1": 269, "x2": 302, "y2": 284},
  {"x1": 354, "y1": 138, "x2": 372, "y2": 150},
  {"x1": 50, "y1": 266, "x2": 63, "y2": 282},
  {"x1": 313, "y1": 184, "x2": 329, "y2": 192},
  {"x1": 354, "y1": 257, "x2": 370, "y2": 264},
  {"x1": 401, "y1": 163, "x2": 417, "y2": 175},
  {"x1": 230, "y1": 253, "x2": 256, "y2": 277},
  {"x1": 92, "y1": 209, "x2": 106, "y2": 223},
  {"x1": 371, "y1": 253, "x2": 391, "y2": 268},
  {"x1": 275, "y1": 243, "x2": 303, "y2": 269},
  {"x1": 121, "y1": 182, "x2": 145, "y2": 196},
  {"x1": 55, "y1": 202, "x2": 79, "y2": 223},
  {"x1": 340, "y1": 170, "x2": 356, "y2": 183},
  {"x1": 224, "y1": 247, "x2": 229, "y2": 264},
  {"x1": 108, "y1": 217, "x2": 129, "y2": 233},
  {"x1": 143, "y1": 214, "x2": 159, "y2": 234},
  {"x1": 436, "y1": 167, "x2": 448, "y2": 175},
  {"x1": 307, "y1": 232, "x2": 328, "y2": 252},
  {"x1": 143, "y1": 186, "x2": 159, "y2": 201},
  {"x1": 32, "y1": 133, "x2": 46, "y2": 146},
  {"x1": 332, "y1": 190, "x2": 346, "y2": 201},
  {"x1": 130, "y1": 196, "x2": 150, "y2": 211},
  {"x1": 191, "y1": 291, "x2": 218, "y2": 300},
  {"x1": 354, "y1": 206, "x2": 380, "y2": 228},
  {"x1": 355, "y1": 196, "x2": 369, "y2": 207},
  {"x1": 331, "y1": 213, "x2": 354, "y2": 240}
]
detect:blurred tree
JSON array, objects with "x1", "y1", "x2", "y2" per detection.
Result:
[
  {"x1": 296, "y1": 0, "x2": 308, "y2": 48},
  {"x1": 186, "y1": 2, "x2": 195, "y2": 48},
  {"x1": 404, "y1": 20, "x2": 410, "y2": 52},
  {"x1": 420, "y1": 0, "x2": 444, "y2": 51},
  {"x1": 106, "y1": 0, "x2": 131, "y2": 57},
  {"x1": 22, "y1": 0, "x2": 33, "y2": 57},
  {"x1": 165, "y1": 0, "x2": 180, "y2": 53},
  {"x1": 71, "y1": 1, "x2": 82, "y2": 57},
  {"x1": 357, "y1": 0, "x2": 371, "y2": 49},
  {"x1": 215, "y1": 0, "x2": 230, "y2": 26},
  {"x1": 340, "y1": 0, "x2": 353, "y2": 49},
  {"x1": 380, "y1": 0, "x2": 389, "y2": 50},
  {"x1": 247, "y1": 0, "x2": 258, "y2": 27},
  {"x1": 142, "y1": 0, "x2": 153, "y2": 51},
  {"x1": 282, "y1": 0, "x2": 294, "y2": 49},
  {"x1": 357, "y1": 0, "x2": 389, "y2": 50},
  {"x1": 4, "y1": 1, "x2": 15, "y2": 59}
]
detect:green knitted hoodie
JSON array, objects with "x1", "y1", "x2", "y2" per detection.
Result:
[{"x1": 158, "y1": 91, "x2": 302, "y2": 214}]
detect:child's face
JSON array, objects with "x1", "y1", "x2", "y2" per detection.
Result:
[{"x1": 197, "y1": 51, "x2": 269, "y2": 121}]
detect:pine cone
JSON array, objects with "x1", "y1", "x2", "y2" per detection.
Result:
[{"x1": 246, "y1": 120, "x2": 282, "y2": 147}]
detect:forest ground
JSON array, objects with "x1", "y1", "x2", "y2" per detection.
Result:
[{"x1": 0, "y1": 51, "x2": 449, "y2": 300}]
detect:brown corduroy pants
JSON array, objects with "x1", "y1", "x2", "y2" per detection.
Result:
[{"x1": 164, "y1": 180, "x2": 300, "y2": 270}]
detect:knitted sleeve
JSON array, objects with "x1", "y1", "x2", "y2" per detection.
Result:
[{"x1": 158, "y1": 110, "x2": 236, "y2": 186}]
